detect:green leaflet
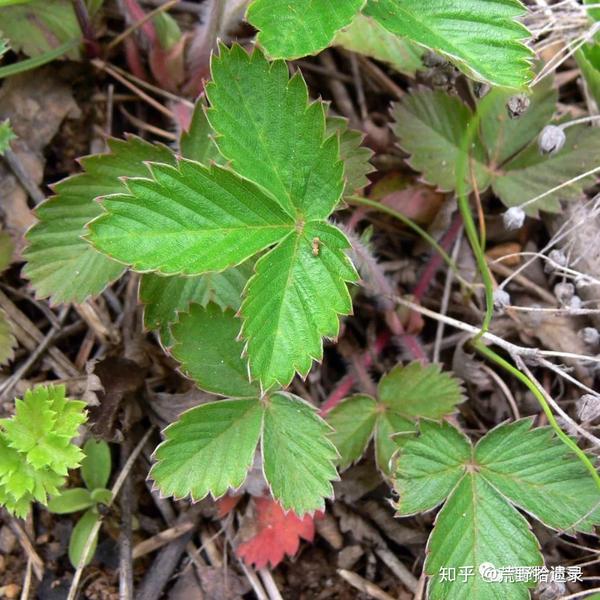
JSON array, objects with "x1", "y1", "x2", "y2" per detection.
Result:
[
  {"x1": 476, "y1": 419, "x2": 600, "y2": 533},
  {"x1": 170, "y1": 304, "x2": 259, "y2": 398},
  {"x1": 394, "y1": 420, "x2": 600, "y2": 599},
  {"x1": 24, "y1": 136, "x2": 175, "y2": 303},
  {"x1": 327, "y1": 362, "x2": 465, "y2": 474},
  {"x1": 150, "y1": 399, "x2": 264, "y2": 501},
  {"x1": 333, "y1": 13, "x2": 423, "y2": 76},
  {"x1": 262, "y1": 392, "x2": 339, "y2": 513},
  {"x1": 92, "y1": 47, "x2": 358, "y2": 390},
  {"x1": 392, "y1": 89, "x2": 490, "y2": 193},
  {"x1": 392, "y1": 81, "x2": 600, "y2": 215},
  {"x1": 88, "y1": 160, "x2": 294, "y2": 274},
  {"x1": 179, "y1": 96, "x2": 222, "y2": 164},
  {"x1": 363, "y1": 0, "x2": 533, "y2": 89},
  {"x1": 69, "y1": 508, "x2": 99, "y2": 567},
  {"x1": 247, "y1": 0, "x2": 366, "y2": 59},
  {"x1": 151, "y1": 392, "x2": 339, "y2": 514},
  {"x1": 0, "y1": 0, "x2": 81, "y2": 59},
  {"x1": 48, "y1": 488, "x2": 94, "y2": 514}
]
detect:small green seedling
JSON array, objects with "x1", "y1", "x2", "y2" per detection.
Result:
[{"x1": 48, "y1": 439, "x2": 112, "y2": 568}]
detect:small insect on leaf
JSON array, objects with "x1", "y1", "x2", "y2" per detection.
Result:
[{"x1": 312, "y1": 237, "x2": 321, "y2": 257}]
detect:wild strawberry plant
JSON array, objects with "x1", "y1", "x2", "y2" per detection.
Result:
[{"x1": 5, "y1": 2, "x2": 599, "y2": 596}]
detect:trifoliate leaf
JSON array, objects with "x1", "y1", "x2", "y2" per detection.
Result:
[
  {"x1": 170, "y1": 304, "x2": 259, "y2": 398},
  {"x1": 179, "y1": 97, "x2": 222, "y2": 164},
  {"x1": 207, "y1": 46, "x2": 358, "y2": 388},
  {"x1": 476, "y1": 419, "x2": 600, "y2": 533},
  {"x1": 81, "y1": 439, "x2": 111, "y2": 492},
  {"x1": 150, "y1": 398, "x2": 263, "y2": 501},
  {"x1": 576, "y1": 43, "x2": 600, "y2": 109},
  {"x1": 326, "y1": 117, "x2": 374, "y2": 197},
  {"x1": 393, "y1": 84, "x2": 600, "y2": 215},
  {"x1": 364, "y1": 0, "x2": 533, "y2": 89},
  {"x1": 24, "y1": 136, "x2": 175, "y2": 303},
  {"x1": 88, "y1": 160, "x2": 294, "y2": 274},
  {"x1": 69, "y1": 508, "x2": 99, "y2": 567},
  {"x1": 328, "y1": 363, "x2": 465, "y2": 475},
  {"x1": 48, "y1": 488, "x2": 94, "y2": 514},
  {"x1": 327, "y1": 395, "x2": 377, "y2": 470},
  {"x1": 491, "y1": 125, "x2": 600, "y2": 215},
  {"x1": 0, "y1": 308, "x2": 16, "y2": 366},
  {"x1": 391, "y1": 89, "x2": 490, "y2": 193},
  {"x1": 0, "y1": 0, "x2": 81, "y2": 58},
  {"x1": 394, "y1": 420, "x2": 471, "y2": 515},
  {"x1": 378, "y1": 362, "x2": 466, "y2": 420},
  {"x1": 262, "y1": 393, "x2": 338, "y2": 514},
  {"x1": 139, "y1": 261, "x2": 252, "y2": 347},
  {"x1": 394, "y1": 420, "x2": 600, "y2": 599},
  {"x1": 0, "y1": 119, "x2": 15, "y2": 155},
  {"x1": 246, "y1": 0, "x2": 365, "y2": 59},
  {"x1": 333, "y1": 13, "x2": 423, "y2": 76},
  {"x1": 426, "y1": 474, "x2": 541, "y2": 600}
]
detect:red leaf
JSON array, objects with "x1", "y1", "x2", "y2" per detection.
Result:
[
  {"x1": 236, "y1": 497, "x2": 318, "y2": 569},
  {"x1": 216, "y1": 494, "x2": 242, "y2": 518}
]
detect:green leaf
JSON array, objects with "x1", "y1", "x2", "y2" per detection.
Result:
[
  {"x1": 0, "y1": 119, "x2": 15, "y2": 155},
  {"x1": 0, "y1": 0, "x2": 81, "y2": 58},
  {"x1": 69, "y1": 508, "x2": 99, "y2": 568},
  {"x1": 246, "y1": 0, "x2": 365, "y2": 59},
  {"x1": 426, "y1": 474, "x2": 541, "y2": 600},
  {"x1": 0, "y1": 385, "x2": 86, "y2": 517},
  {"x1": 88, "y1": 160, "x2": 294, "y2": 275},
  {"x1": 139, "y1": 261, "x2": 252, "y2": 346},
  {"x1": 1, "y1": 385, "x2": 86, "y2": 473},
  {"x1": 491, "y1": 125, "x2": 600, "y2": 215},
  {"x1": 333, "y1": 13, "x2": 422, "y2": 76},
  {"x1": 24, "y1": 136, "x2": 175, "y2": 303},
  {"x1": 170, "y1": 304, "x2": 259, "y2": 398},
  {"x1": 81, "y1": 439, "x2": 111, "y2": 491},
  {"x1": 326, "y1": 117, "x2": 374, "y2": 197},
  {"x1": 364, "y1": 0, "x2": 533, "y2": 89},
  {"x1": 326, "y1": 395, "x2": 378, "y2": 470},
  {"x1": 48, "y1": 488, "x2": 94, "y2": 514},
  {"x1": 576, "y1": 43, "x2": 600, "y2": 109},
  {"x1": 0, "y1": 308, "x2": 16, "y2": 366},
  {"x1": 90, "y1": 488, "x2": 112, "y2": 505},
  {"x1": 241, "y1": 221, "x2": 356, "y2": 389},
  {"x1": 179, "y1": 97, "x2": 222, "y2": 164},
  {"x1": 150, "y1": 398, "x2": 263, "y2": 501},
  {"x1": 378, "y1": 362, "x2": 466, "y2": 420},
  {"x1": 394, "y1": 420, "x2": 471, "y2": 514},
  {"x1": 262, "y1": 392, "x2": 338, "y2": 514},
  {"x1": 391, "y1": 89, "x2": 490, "y2": 192},
  {"x1": 0, "y1": 38, "x2": 8, "y2": 59},
  {"x1": 476, "y1": 419, "x2": 600, "y2": 533}
]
